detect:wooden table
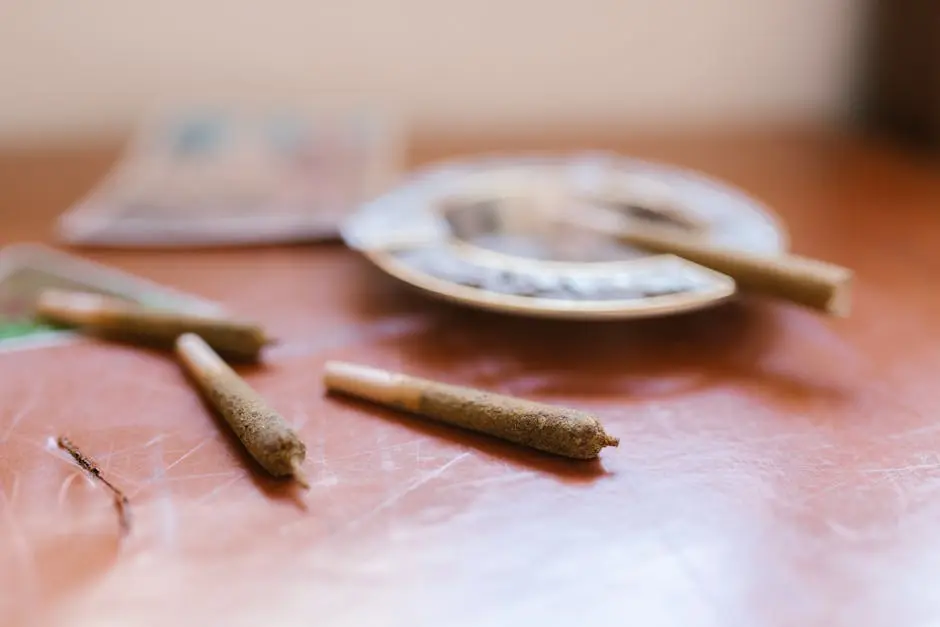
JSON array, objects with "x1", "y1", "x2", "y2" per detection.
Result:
[{"x1": 2, "y1": 128, "x2": 939, "y2": 626}]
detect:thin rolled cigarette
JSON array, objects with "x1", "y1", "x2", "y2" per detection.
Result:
[
  {"x1": 614, "y1": 226, "x2": 853, "y2": 316},
  {"x1": 323, "y1": 361, "x2": 619, "y2": 460},
  {"x1": 37, "y1": 289, "x2": 271, "y2": 361},
  {"x1": 175, "y1": 333, "x2": 308, "y2": 487}
]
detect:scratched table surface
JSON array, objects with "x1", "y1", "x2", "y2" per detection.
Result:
[{"x1": 2, "y1": 128, "x2": 940, "y2": 626}]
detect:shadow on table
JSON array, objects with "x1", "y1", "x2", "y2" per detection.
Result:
[{"x1": 349, "y1": 261, "x2": 852, "y2": 410}]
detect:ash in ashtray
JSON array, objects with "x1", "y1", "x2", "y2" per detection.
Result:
[
  {"x1": 440, "y1": 195, "x2": 646, "y2": 263},
  {"x1": 393, "y1": 246, "x2": 708, "y2": 301}
]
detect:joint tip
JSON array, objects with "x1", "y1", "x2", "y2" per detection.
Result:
[{"x1": 291, "y1": 461, "x2": 310, "y2": 489}]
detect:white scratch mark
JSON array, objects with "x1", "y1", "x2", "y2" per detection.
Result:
[
  {"x1": 196, "y1": 474, "x2": 244, "y2": 504},
  {"x1": 376, "y1": 431, "x2": 396, "y2": 472},
  {"x1": 1, "y1": 386, "x2": 41, "y2": 443},
  {"x1": 349, "y1": 452, "x2": 470, "y2": 528},
  {"x1": 316, "y1": 472, "x2": 339, "y2": 487},
  {"x1": 312, "y1": 429, "x2": 338, "y2": 487},
  {"x1": 888, "y1": 422, "x2": 940, "y2": 440},
  {"x1": 150, "y1": 442, "x2": 178, "y2": 548},
  {"x1": 380, "y1": 447, "x2": 396, "y2": 472},
  {"x1": 156, "y1": 492, "x2": 179, "y2": 548},
  {"x1": 102, "y1": 440, "x2": 116, "y2": 473},
  {"x1": 144, "y1": 435, "x2": 166, "y2": 447},
  {"x1": 56, "y1": 472, "x2": 80, "y2": 507},
  {"x1": 162, "y1": 438, "x2": 212, "y2": 474},
  {"x1": 98, "y1": 437, "x2": 165, "y2": 463},
  {"x1": 292, "y1": 404, "x2": 311, "y2": 431},
  {"x1": 861, "y1": 463, "x2": 940, "y2": 475}
]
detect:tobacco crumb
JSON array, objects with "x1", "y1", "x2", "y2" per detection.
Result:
[{"x1": 57, "y1": 436, "x2": 131, "y2": 536}]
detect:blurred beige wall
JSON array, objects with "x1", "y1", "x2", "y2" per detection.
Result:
[{"x1": 0, "y1": 0, "x2": 866, "y2": 142}]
